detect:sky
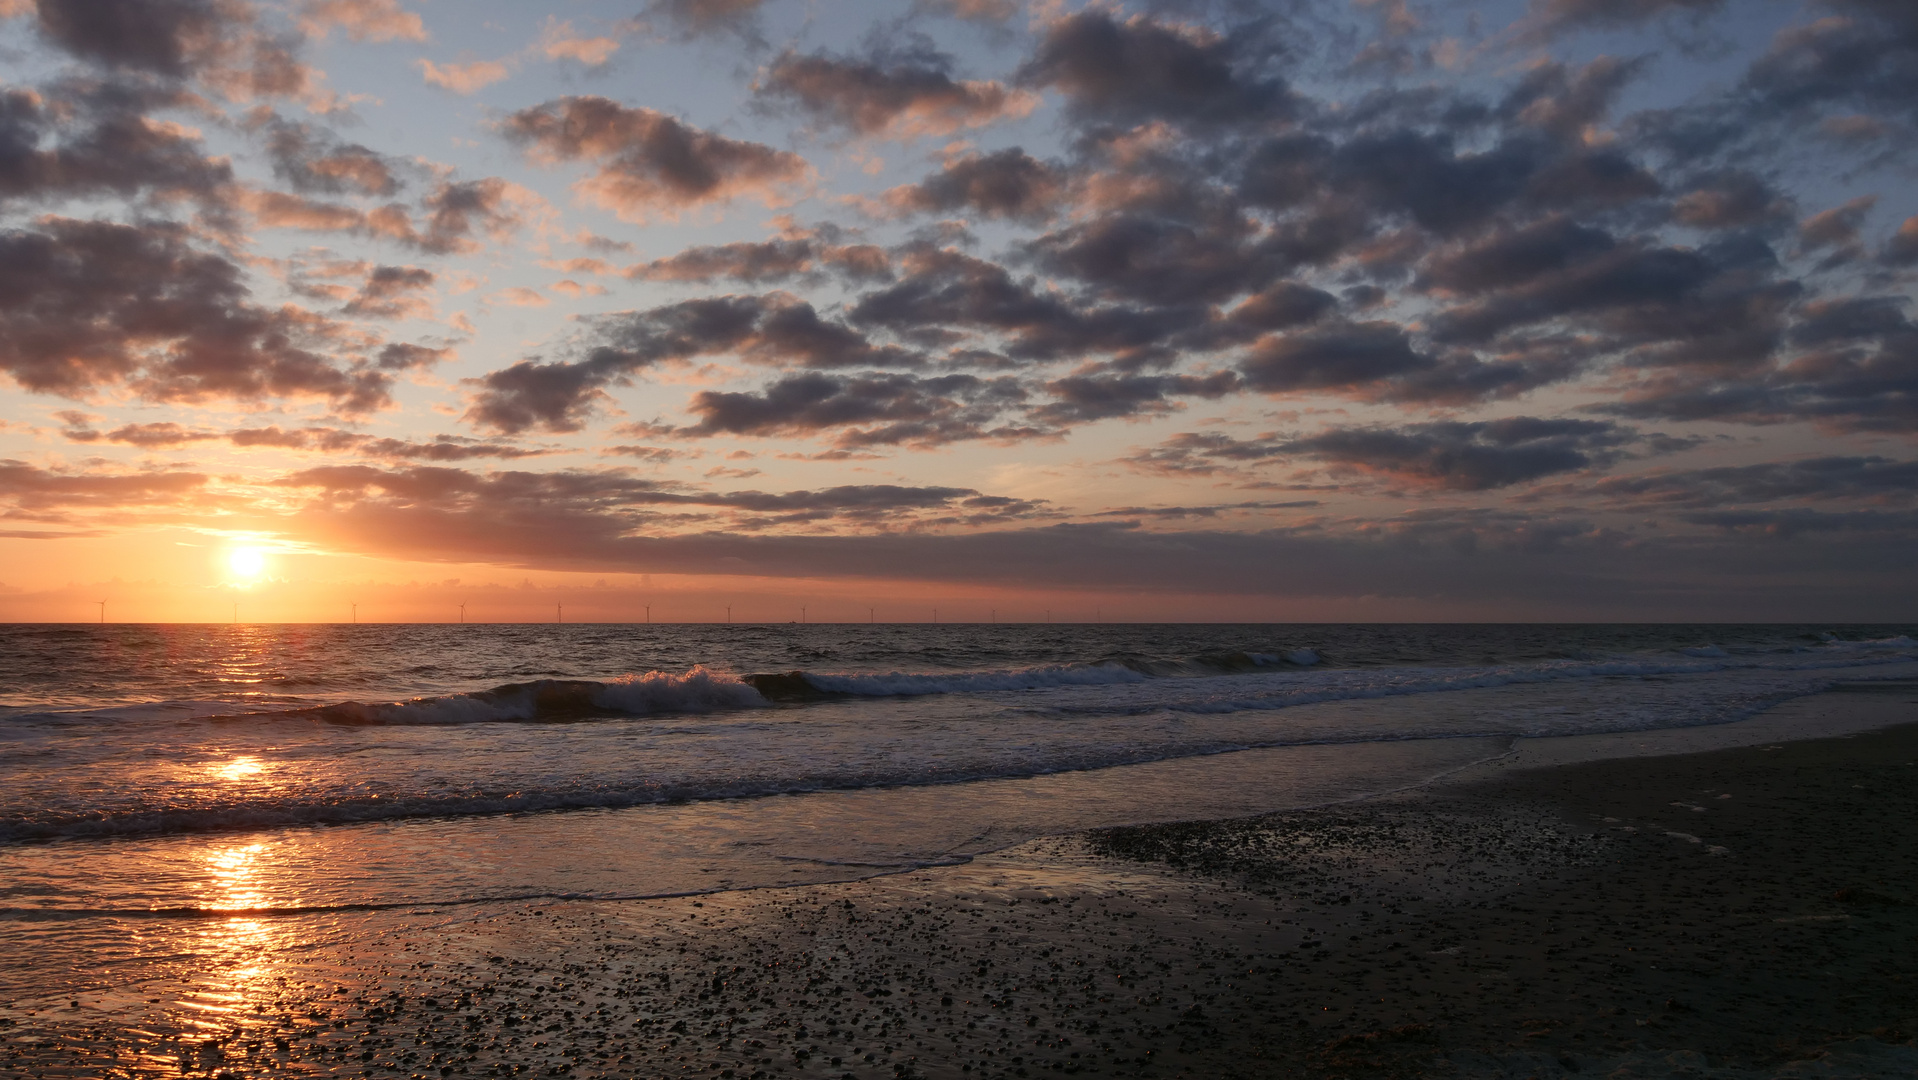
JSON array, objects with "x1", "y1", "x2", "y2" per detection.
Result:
[{"x1": 0, "y1": 0, "x2": 1914, "y2": 623}]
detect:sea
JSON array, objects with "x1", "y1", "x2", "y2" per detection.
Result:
[{"x1": 3, "y1": 621, "x2": 1917, "y2": 1004}]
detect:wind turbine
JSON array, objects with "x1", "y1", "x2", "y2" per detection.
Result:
[
  {"x1": 459, "y1": 601, "x2": 466, "y2": 624},
  {"x1": 97, "y1": 600, "x2": 105, "y2": 624}
]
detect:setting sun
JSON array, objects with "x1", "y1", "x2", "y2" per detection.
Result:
[{"x1": 227, "y1": 547, "x2": 268, "y2": 582}]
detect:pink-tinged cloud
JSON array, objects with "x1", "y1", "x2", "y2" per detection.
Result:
[
  {"x1": 0, "y1": 217, "x2": 391, "y2": 413},
  {"x1": 501, "y1": 96, "x2": 810, "y2": 222},
  {"x1": 300, "y1": 0, "x2": 427, "y2": 43},
  {"x1": 418, "y1": 57, "x2": 511, "y2": 94},
  {"x1": 756, "y1": 48, "x2": 1039, "y2": 138},
  {"x1": 492, "y1": 286, "x2": 549, "y2": 308},
  {"x1": 537, "y1": 18, "x2": 620, "y2": 65}
]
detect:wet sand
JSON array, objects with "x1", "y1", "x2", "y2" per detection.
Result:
[{"x1": 5, "y1": 685, "x2": 1918, "y2": 1079}]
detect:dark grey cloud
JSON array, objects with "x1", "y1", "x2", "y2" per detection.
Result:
[
  {"x1": 58, "y1": 420, "x2": 545, "y2": 462},
  {"x1": 30, "y1": 0, "x2": 223, "y2": 77},
  {"x1": 258, "y1": 115, "x2": 403, "y2": 197},
  {"x1": 341, "y1": 265, "x2": 434, "y2": 319},
  {"x1": 415, "y1": 177, "x2": 526, "y2": 255},
  {"x1": 501, "y1": 96, "x2": 809, "y2": 220},
  {"x1": 1583, "y1": 455, "x2": 1918, "y2": 509},
  {"x1": 1885, "y1": 216, "x2": 1918, "y2": 265},
  {"x1": 1017, "y1": 10, "x2": 1296, "y2": 129},
  {"x1": 1124, "y1": 417, "x2": 1642, "y2": 490},
  {"x1": 465, "y1": 295, "x2": 918, "y2": 434},
  {"x1": 281, "y1": 499, "x2": 1918, "y2": 620},
  {"x1": 1089, "y1": 500, "x2": 1321, "y2": 520},
  {"x1": 0, "y1": 217, "x2": 390, "y2": 412},
  {"x1": 1517, "y1": 0, "x2": 1725, "y2": 42},
  {"x1": 1421, "y1": 216, "x2": 1619, "y2": 296},
  {"x1": 1498, "y1": 56, "x2": 1646, "y2": 142},
  {"x1": 1680, "y1": 507, "x2": 1918, "y2": 538},
  {"x1": 754, "y1": 42, "x2": 1033, "y2": 137},
  {"x1": 0, "y1": 79, "x2": 233, "y2": 208},
  {"x1": 1228, "y1": 282, "x2": 1338, "y2": 332},
  {"x1": 848, "y1": 245, "x2": 1211, "y2": 367},
  {"x1": 1275, "y1": 417, "x2": 1640, "y2": 490},
  {"x1": 274, "y1": 462, "x2": 1044, "y2": 530},
  {"x1": 627, "y1": 233, "x2": 891, "y2": 285},
  {"x1": 1031, "y1": 370, "x2": 1239, "y2": 425},
  {"x1": 681, "y1": 370, "x2": 1031, "y2": 447},
  {"x1": 638, "y1": 0, "x2": 769, "y2": 43},
  {"x1": 1741, "y1": 0, "x2": 1918, "y2": 126},
  {"x1": 1427, "y1": 237, "x2": 1725, "y2": 345},
  {"x1": 1240, "y1": 321, "x2": 1433, "y2": 394},
  {"x1": 1024, "y1": 210, "x2": 1292, "y2": 306},
  {"x1": 1669, "y1": 170, "x2": 1792, "y2": 229},
  {"x1": 1599, "y1": 288, "x2": 1915, "y2": 433},
  {"x1": 879, "y1": 148, "x2": 1066, "y2": 221}
]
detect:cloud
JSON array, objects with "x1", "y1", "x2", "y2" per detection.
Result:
[
  {"x1": 754, "y1": 44, "x2": 1038, "y2": 138},
  {"x1": 681, "y1": 370, "x2": 1030, "y2": 447},
  {"x1": 30, "y1": 0, "x2": 226, "y2": 77},
  {"x1": 28, "y1": 0, "x2": 329, "y2": 106},
  {"x1": 1798, "y1": 194, "x2": 1876, "y2": 257},
  {"x1": 536, "y1": 18, "x2": 620, "y2": 66},
  {"x1": 1580, "y1": 455, "x2": 1918, "y2": 509},
  {"x1": 1030, "y1": 370, "x2": 1239, "y2": 425},
  {"x1": 492, "y1": 286, "x2": 549, "y2": 308},
  {"x1": 1240, "y1": 321, "x2": 1433, "y2": 394},
  {"x1": 269, "y1": 494, "x2": 1918, "y2": 619},
  {"x1": 638, "y1": 0, "x2": 768, "y2": 42},
  {"x1": 0, "y1": 457, "x2": 211, "y2": 515},
  {"x1": 257, "y1": 114, "x2": 404, "y2": 197},
  {"x1": 1275, "y1": 418, "x2": 1641, "y2": 490},
  {"x1": 1514, "y1": 0, "x2": 1724, "y2": 43},
  {"x1": 501, "y1": 96, "x2": 810, "y2": 222},
  {"x1": 0, "y1": 79, "x2": 235, "y2": 209},
  {"x1": 243, "y1": 175, "x2": 536, "y2": 253},
  {"x1": 464, "y1": 295, "x2": 918, "y2": 434},
  {"x1": 846, "y1": 244, "x2": 1211, "y2": 368},
  {"x1": 1669, "y1": 171, "x2": 1791, "y2": 229},
  {"x1": 299, "y1": 0, "x2": 426, "y2": 43},
  {"x1": 1017, "y1": 10, "x2": 1295, "y2": 129},
  {"x1": 1885, "y1": 216, "x2": 1918, "y2": 265},
  {"x1": 877, "y1": 148, "x2": 1066, "y2": 221},
  {"x1": 273, "y1": 462, "x2": 1045, "y2": 531},
  {"x1": 1741, "y1": 0, "x2": 1918, "y2": 126},
  {"x1": 925, "y1": 0, "x2": 1018, "y2": 21},
  {"x1": 341, "y1": 265, "x2": 435, "y2": 319},
  {"x1": 57, "y1": 418, "x2": 544, "y2": 462},
  {"x1": 625, "y1": 228, "x2": 891, "y2": 285},
  {"x1": 418, "y1": 58, "x2": 511, "y2": 94},
  {"x1": 0, "y1": 217, "x2": 390, "y2": 412}
]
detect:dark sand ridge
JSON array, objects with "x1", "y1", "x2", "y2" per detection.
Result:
[{"x1": 4, "y1": 686, "x2": 1916, "y2": 1079}]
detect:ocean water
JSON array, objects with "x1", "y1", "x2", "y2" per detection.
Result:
[{"x1": 3, "y1": 622, "x2": 1917, "y2": 1001}]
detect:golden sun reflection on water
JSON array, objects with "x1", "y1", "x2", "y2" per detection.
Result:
[
  {"x1": 205, "y1": 842, "x2": 272, "y2": 912},
  {"x1": 177, "y1": 842, "x2": 297, "y2": 1035},
  {"x1": 215, "y1": 755, "x2": 266, "y2": 781}
]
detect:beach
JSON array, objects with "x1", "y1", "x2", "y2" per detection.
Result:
[{"x1": 5, "y1": 683, "x2": 1915, "y2": 1079}]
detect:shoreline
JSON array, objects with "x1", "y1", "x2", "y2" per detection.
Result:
[{"x1": 4, "y1": 685, "x2": 1916, "y2": 1079}]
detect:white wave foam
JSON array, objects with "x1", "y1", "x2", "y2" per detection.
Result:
[
  {"x1": 800, "y1": 662, "x2": 1148, "y2": 697},
  {"x1": 594, "y1": 666, "x2": 768, "y2": 713},
  {"x1": 1285, "y1": 649, "x2": 1322, "y2": 666}
]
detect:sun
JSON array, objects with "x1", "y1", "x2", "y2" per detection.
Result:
[{"x1": 227, "y1": 547, "x2": 268, "y2": 581}]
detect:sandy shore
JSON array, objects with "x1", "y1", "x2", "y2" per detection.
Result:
[{"x1": 5, "y1": 684, "x2": 1918, "y2": 1079}]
